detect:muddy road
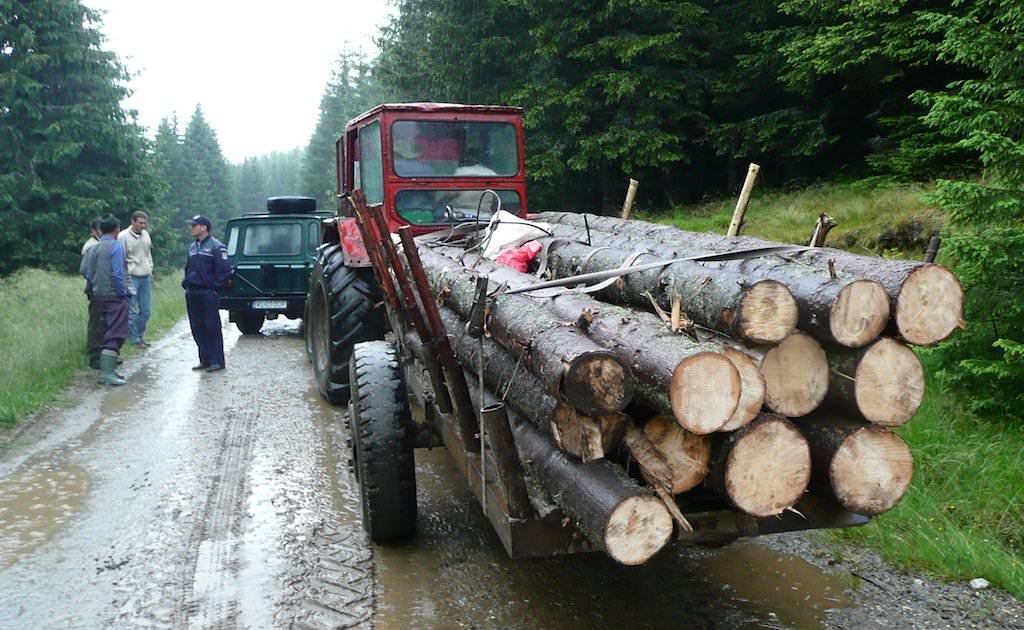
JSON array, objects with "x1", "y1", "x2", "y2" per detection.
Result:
[{"x1": 1, "y1": 317, "x2": 1021, "y2": 629}]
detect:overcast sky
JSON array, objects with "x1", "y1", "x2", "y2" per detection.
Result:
[{"x1": 84, "y1": 0, "x2": 394, "y2": 163}]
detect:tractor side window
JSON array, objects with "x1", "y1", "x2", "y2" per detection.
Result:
[
  {"x1": 226, "y1": 226, "x2": 239, "y2": 256},
  {"x1": 358, "y1": 121, "x2": 384, "y2": 204}
]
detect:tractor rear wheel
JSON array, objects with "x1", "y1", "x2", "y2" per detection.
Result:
[
  {"x1": 308, "y1": 245, "x2": 385, "y2": 404},
  {"x1": 348, "y1": 340, "x2": 417, "y2": 542}
]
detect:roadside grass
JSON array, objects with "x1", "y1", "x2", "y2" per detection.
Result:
[
  {"x1": 639, "y1": 182, "x2": 945, "y2": 255},
  {"x1": 831, "y1": 352, "x2": 1024, "y2": 600},
  {"x1": 0, "y1": 269, "x2": 185, "y2": 429},
  {"x1": 647, "y1": 180, "x2": 1023, "y2": 599}
]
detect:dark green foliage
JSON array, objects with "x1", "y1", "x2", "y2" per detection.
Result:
[
  {"x1": 0, "y1": 0, "x2": 157, "y2": 275},
  {"x1": 232, "y1": 149, "x2": 303, "y2": 211},
  {"x1": 912, "y1": 1, "x2": 1024, "y2": 422},
  {"x1": 300, "y1": 50, "x2": 384, "y2": 210}
]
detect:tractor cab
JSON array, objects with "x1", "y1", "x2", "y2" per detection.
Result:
[{"x1": 336, "y1": 103, "x2": 529, "y2": 235}]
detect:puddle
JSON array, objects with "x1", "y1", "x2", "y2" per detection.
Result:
[
  {"x1": 0, "y1": 462, "x2": 90, "y2": 570},
  {"x1": 374, "y1": 449, "x2": 853, "y2": 629}
]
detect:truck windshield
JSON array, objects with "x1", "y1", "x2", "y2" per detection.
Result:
[
  {"x1": 391, "y1": 120, "x2": 518, "y2": 178},
  {"x1": 395, "y1": 189, "x2": 522, "y2": 225}
]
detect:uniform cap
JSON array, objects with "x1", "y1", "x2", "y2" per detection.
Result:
[{"x1": 186, "y1": 214, "x2": 212, "y2": 228}]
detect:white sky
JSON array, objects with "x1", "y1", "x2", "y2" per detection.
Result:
[{"x1": 84, "y1": 0, "x2": 394, "y2": 163}]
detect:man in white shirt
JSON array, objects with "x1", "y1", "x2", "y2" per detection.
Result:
[{"x1": 118, "y1": 209, "x2": 154, "y2": 347}]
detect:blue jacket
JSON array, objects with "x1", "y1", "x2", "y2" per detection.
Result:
[
  {"x1": 183, "y1": 235, "x2": 231, "y2": 291},
  {"x1": 81, "y1": 235, "x2": 129, "y2": 299}
]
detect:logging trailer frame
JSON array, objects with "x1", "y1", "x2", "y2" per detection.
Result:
[{"x1": 309, "y1": 103, "x2": 869, "y2": 558}]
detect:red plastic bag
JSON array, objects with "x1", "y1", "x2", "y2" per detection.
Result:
[{"x1": 494, "y1": 240, "x2": 542, "y2": 272}]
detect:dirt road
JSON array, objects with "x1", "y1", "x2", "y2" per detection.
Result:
[{"x1": 1, "y1": 317, "x2": 1021, "y2": 629}]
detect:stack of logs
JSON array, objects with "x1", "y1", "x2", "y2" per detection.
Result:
[{"x1": 405, "y1": 211, "x2": 963, "y2": 566}]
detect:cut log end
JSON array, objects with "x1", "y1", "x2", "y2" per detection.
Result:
[
  {"x1": 762, "y1": 332, "x2": 830, "y2": 418},
  {"x1": 670, "y1": 353, "x2": 741, "y2": 434},
  {"x1": 725, "y1": 417, "x2": 811, "y2": 517},
  {"x1": 549, "y1": 403, "x2": 606, "y2": 462},
  {"x1": 856, "y1": 338, "x2": 925, "y2": 426},
  {"x1": 719, "y1": 348, "x2": 766, "y2": 431},
  {"x1": 643, "y1": 415, "x2": 712, "y2": 493},
  {"x1": 604, "y1": 495, "x2": 674, "y2": 565},
  {"x1": 896, "y1": 264, "x2": 964, "y2": 346},
  {"x1": 738, "y1": 280, "x2": 798, "y2": 344},
  {"x1": 564, "y1": 351, "x2": 634, "y2": 416},
  {"x1": 831, "y1": 280, "x2": 891, "y2": 348},
  {"x1": 831, "y1": 426, "x2": 913, "y2": 515}
]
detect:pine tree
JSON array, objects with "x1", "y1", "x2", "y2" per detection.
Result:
[
  {"x1": 0, "y1": 0, "x2": 157, "y2": 274},
  {"x1": 182, "y1": 104, "x2": 235, "y2": 228},
  {"x1": 235, "y1": 158, "x2": 266, "y2": 213},
  {"x1": 300, "y1": 49, "x2": 384, "y2": 210}
]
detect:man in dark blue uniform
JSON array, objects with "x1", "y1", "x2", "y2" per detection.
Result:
[{"x1": 183, "y1": 215, "x2": 232, "y2": 372}]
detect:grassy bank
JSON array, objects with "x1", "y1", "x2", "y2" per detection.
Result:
[
  {"x1": 657, "y1": 181, "x2": 1023, "y2": 599},
  {"x1": 0, "y1": 269, "x2": 185, "y2": 429}
]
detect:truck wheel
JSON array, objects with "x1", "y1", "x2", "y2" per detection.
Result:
[
  {"x1": 308, "y1": 245, "x2": 385, "y2": 404},
  {"x1": 302, "y1": 300, "x2": 313, "y2": 363},
  {"x1": 235, "y1": 311, "x2": 265, "y2": 335},
  {"x1": 348, "y1": 340, "x2": 417, "y2": 542}
]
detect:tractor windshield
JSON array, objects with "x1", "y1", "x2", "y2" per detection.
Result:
[{"x1": 391, "y1": 120, "x2": 518, "y2": 178}]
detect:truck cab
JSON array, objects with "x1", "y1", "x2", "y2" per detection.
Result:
[{"x1": 336, "y1": 103, "x2": 529, "y2": 235}]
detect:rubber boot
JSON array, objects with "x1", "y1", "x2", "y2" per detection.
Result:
[{"x1": 97, "y1": 350, "x2": 126, "y2": 386}]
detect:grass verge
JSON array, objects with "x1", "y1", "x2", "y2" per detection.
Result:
[{"x1": 0, "y1": 268, "x2": 185, "y2": 429}]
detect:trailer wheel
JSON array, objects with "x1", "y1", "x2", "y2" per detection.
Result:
[
  {"x1": 234, "y1": 311, "x2": 265, "y2": 335},
  {"x1": 308, "y1": 245, "x2": 385, "y2": 404},
  {"x1": 348, "y1": 340, "x2": 417, "y2": 542}
]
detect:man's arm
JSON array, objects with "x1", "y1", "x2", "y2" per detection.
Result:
[
  {"x1": 110, "y1": 241, "x2": 129, "y2": 298},
  {"x1": 213, "y1": 242, "x2": 232, "y2": 289}
]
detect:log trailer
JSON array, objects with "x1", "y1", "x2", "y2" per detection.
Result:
[{"x1": 305, "y1": 103, "x2": 950, "y2": 564}]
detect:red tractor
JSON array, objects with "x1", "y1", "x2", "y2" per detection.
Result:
[{"x1": 306, "y1": 103, "x2": 529, "y2": 404}]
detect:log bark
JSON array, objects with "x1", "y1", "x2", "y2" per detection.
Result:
[
  {"x1": 537, "y1": 212, "x2": 962, "y2": 346},
  {"x1": 509, "y1": 408, "x2": 674, "y2": 565},
  {"x1": 438, "y1": 306, "x2": 615, "y2": 461},
  {"x1": 707, "y1": 413, "x2": 812, "y2": 517},
  {"x1": 539, "y1": 220, "x2": 892, "y2": 349},
  {"x1": 827, "y1": 337, "x2": 925, "y2": 427},
  {"x1": 417, "y1": 246, "x2": 634, "y2": 417},
  {"x1": 423, "y1": 243, "x2": 748, "y2": 434},
  {"x1": 641, "y1": 414, "x2": 712, "y2": 493},
  {"x1": 542, "y1": 238, "x2": 798, "y2": 344},
  {"x1": 797, "y1": 414, "x2": 913, "y2": 515}
]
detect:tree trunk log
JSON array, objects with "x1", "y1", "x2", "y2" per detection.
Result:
[
  {"x1": 439, "y1": 306, "x2": 615, "y2": 461},
  {"x1": 422, "y1": 243, "x2": 747, "y2": 434},
  {"x1": 417, "y1": 247, "x2": 634, "y2": 416},
  {"x1": 536, "y1": 212, "x2": 962, "y2": 346},
  {"x1": 797, "y1": 414, "x2": 913, "y2": 515},
  {"x1": 707, "y1": 413, "x2": 812, "y2": 517},
  {"x1": 827, "y1": 338, "x2": 925, "y2": 427},
  {"x1": 508, "y1": 408, "x2": 674, "y2": 565},
  {"x1": 542, "y1": 238, "x2": 798, "y2": 344},
  {"x1": 539, "y1": 219, "x2": 892, "y2": 349},
  {"x1": 640, "y1": 414, "x2": 711, "y2": 493}
]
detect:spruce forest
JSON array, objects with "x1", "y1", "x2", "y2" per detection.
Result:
[{"x1": 1, "y1": 0, "x2": 1021, "y2": 420}]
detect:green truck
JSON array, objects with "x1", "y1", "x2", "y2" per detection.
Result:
[{"x1": 219, "y1": 196, "x2": 332, "y2": 334}]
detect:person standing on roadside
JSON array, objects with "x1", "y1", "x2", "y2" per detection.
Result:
[
  {"x1": 118, "y1": 209, "x2": 154, "y2": 348},
  {"x1": 80, "y1": 215, "x2": 131, "y2": 386},
  {"x1": 81, "y1": 218, "x2": 104, "y2": 369},
  {"x1": 182, "y1": 215, "x2": 231, "y2": 372}
]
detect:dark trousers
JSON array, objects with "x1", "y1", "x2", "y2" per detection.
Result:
[
  {"x1": 186, "y1": 289, "x2": 225, "y2": 367},
  {"x1": 86, "y1": 296, "x2": 104, "y2": 367},
  {"x1": 96, "y1": 296, "x2": 129, "y2": 352}
]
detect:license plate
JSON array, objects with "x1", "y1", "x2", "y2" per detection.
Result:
[{"x1": 252, "y1": 300, "x2": 287, "y2": 309}]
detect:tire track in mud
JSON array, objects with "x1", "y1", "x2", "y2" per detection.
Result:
[{"x1": 176, "y1": 398, "x2": 260, "y2": 629}]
